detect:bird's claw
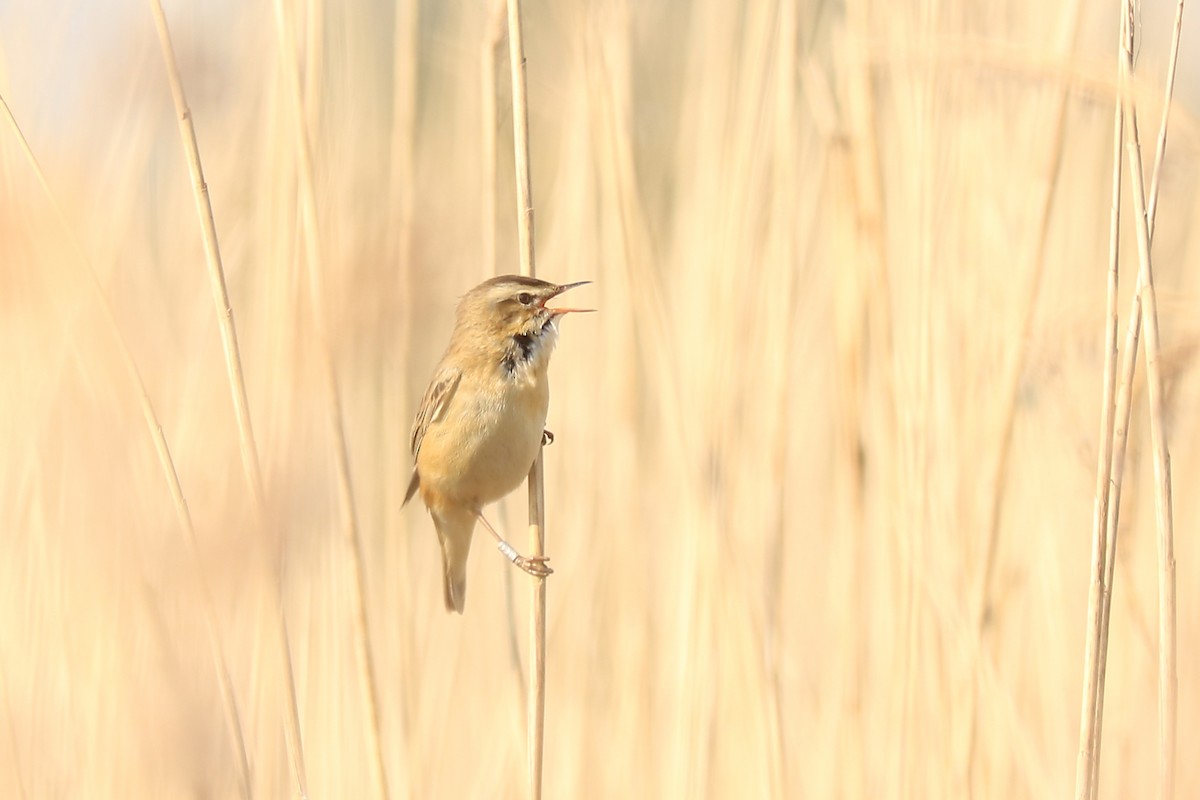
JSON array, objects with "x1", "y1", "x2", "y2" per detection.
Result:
[
  {"x1": 515, "y1": 555, "x2": 553, "y2": 578},
  {"x1": 541, "y1": 429, "x2": 554, "y2": 446}
]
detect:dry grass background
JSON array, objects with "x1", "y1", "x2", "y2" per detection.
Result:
[{"x1": 1, "y1": 0, "x2": 1199, "y2": 797}]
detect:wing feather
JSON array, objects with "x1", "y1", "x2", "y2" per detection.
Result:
[{"x1": 410, "y1": 366, "x2": 462, "y2": 458}]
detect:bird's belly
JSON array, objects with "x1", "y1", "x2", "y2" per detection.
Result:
[{"x1": 417, "y1": 377, "x2": 548, "y2": 507}]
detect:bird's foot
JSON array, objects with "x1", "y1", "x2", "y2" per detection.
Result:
[
  {"x1": 495, "y1": 541, "x2": 554, "y2": 577},
  {"x1": 514, "y1": 554, "x2": 554, "y2": 578},
  {"x1": 542, "y1": 429, "x2": 555, "y2": 446}
]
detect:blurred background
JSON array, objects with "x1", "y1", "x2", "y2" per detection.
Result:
[{"x1": 2, "y1": 0, "x2": 1199, "y2": 797}]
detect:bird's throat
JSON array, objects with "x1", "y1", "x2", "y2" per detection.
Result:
[
  {"x1": 500, "y1": 323, "x2": 556, "y2": 377},
  {"x1": 512, "y1": 332, "x2": 535, "y2": 361}
]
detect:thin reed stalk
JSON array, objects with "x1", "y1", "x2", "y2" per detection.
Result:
[
  {"x1": 834, "y1": 6, "x2": 890, "y2": 789},
  {"x1": 1077, "y1": 0, "x2": 1187, "y2": 796},
  {"x1": 1118, "y1": 43, "x2": 1178, "y2": 800},
  {"x1": 482, "y1": 0, "x2": 529, "y2": 703},
  {"x1": 0, "y1": 664, "x2": 25, "y2": 800},
  {"x1": 1091, "y1": 108, "x2": 1183, "y2": 800},
  {"x1": 270, "y1": 1, "x2": 389, "y2": 797},
  {"x1": 481, "y1": 0, "x2": 506, "y2": 279},
  {"x1": 503, "y1": 0, "x2": 548, "y2": 795},
  {"x1": 1073, "y1": 26, "x2": 1124, "y2": 800},
  {"x1": 147, "y1": 2, "x2": 310, "y2": 794},
  {"x1": 763, "y1": 2, "x2": 801, "y2": 795},
  {"x1": 387, "y1": 1, "x2": 421, "y2": 797},
  {"x1": 976, "y1": 0, "x2": 1084, "y2": 637},
  {"x1": 0, "y1": 91, "x2": 252, "y2": 799},
  {"x1": 147, "y1": 0, "x2": 265, "y2": 509}
]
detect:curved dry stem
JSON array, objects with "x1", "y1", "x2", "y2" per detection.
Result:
[
  {"x1": 0, "y1": 90, "x2": 251, "y2": 798},
  {"x1": 147, "y1": 1, "x2": 310, "y2": 794},
  {"x1": 148, "y1": 0, "x2": 265, "y2": 508}
]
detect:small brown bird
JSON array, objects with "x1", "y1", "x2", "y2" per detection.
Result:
[{"x1": 403, "y1": 275, "x2": 590, "y2": 613}]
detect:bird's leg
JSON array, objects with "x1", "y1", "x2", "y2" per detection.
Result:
[
  {"x1": 476, "y1": 512, "x2": 553, "y2": 577},
  {"x1": 541, "y1": 429, "x2": 554, "y2": 446}
]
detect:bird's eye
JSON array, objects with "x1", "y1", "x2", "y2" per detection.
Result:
[{"x1": 517, "y1": 292, "x2": 534, "y2": 306}]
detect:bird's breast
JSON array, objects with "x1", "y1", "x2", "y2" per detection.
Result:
[{"x1": 416, "y1": 363, "x2": 549, "y2": 508}]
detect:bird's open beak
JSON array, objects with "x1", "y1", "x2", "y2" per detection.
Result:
[{"x1": 544, "y1": 280, "x2": 594, "y2": 316}]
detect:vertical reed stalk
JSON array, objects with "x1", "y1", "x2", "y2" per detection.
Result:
[
  {"x1": 503, "y1": 0, "x2": 547, "y2": 796},
  {"x1": 481, "y1": 0, "x2": 506, "y2": 279},
  {"x1": 482, "y1": 0, "x2": 529, "y2": 698},
  {"x1": 388, "y1": 1, "x2": 421, "y2": 796},
  {"x1": 1118, "y1": 3, "x2": 1179, "y2": 796},
  {"x1": 1078, "y1": 1, "x2": 1186, "y2": 796},
  {"x1": 1073, "y1": 29, "x2": 1124, "y2": 800},
  {"x1": 146, "y1": 2, "x2": 310, "y2": 794},
  {"x1": 1089, "y1": 0, "x2": 1180, "y2": 796},
  {"x1": 270, "y1": 1, "x2": 389, "y2": 797},
  {"x1": 976, "y1": 0, "x2": 1084, "y2": 639},
  {"x1": 763, "y1": 1, "x2": 800, "y2": 795}
]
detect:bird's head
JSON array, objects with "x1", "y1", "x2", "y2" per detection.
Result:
[{"x1": 456, "y1": 275, "x2": 592, "y2": 343}]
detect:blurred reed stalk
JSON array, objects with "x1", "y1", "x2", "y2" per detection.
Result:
[
  {"x1": 967, "y1": 12, "x2": 1084, "y2": 791},
  {"x1": 1075, "y1": 1, "x2": 1185, "y2": 798},
  {"x1": 481, "y1": 0, "x2": 530, "y2": 701},
  {"x1": 146, "y1": 1, "x2": 311, "y2": 795},
  {"x1": 974, "y1": 0, "x2": 1082, "y2": 648},
  {"x1": 0, "y1": 91, "x2": 252, "y2": 798},
  {"x1": 503, "y1": 0, "x2": 548, "y2": 796},
  {"x1": 270, "y1": 1, "x2": 390, "y2": 797},
  {"x1": 481, "y1": 0, "x2": 506, "y2": 280},
  {"x1": 762, "y1": 1, "x2": 802, "y2": 795},
  {"x1": 388, "y1": 0, "x2": 420, "y2": 795}
]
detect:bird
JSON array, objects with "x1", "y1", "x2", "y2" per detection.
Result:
[{"x1": 403, "y1": 274, "x2": 590, "y2": 613}]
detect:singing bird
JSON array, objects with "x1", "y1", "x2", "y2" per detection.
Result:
[{"x1": 403, "y1": 275, "x2": 590, "y2": 613}]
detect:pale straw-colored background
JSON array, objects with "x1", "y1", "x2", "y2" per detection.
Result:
[{"x1": 1, "y1": 0, "x2": 1199, "y2": 797}]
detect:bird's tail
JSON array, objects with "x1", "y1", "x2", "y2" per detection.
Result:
[
  {"x1": 402, "y1": 468, "x2": 420, "y2": 507},
  {"x1": 432, "y1": 506, "x2": 476, "y2": 614}
]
